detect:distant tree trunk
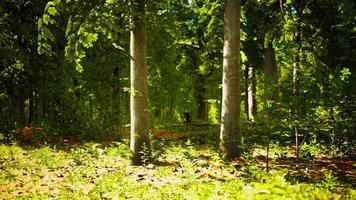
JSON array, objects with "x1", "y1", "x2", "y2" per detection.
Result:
[
  {"x1": 245, "y1": 63, "x2": 257, "y2": 122},
  {"x1": 16, "y1": 30, "x2": 26, "y2": 128},
  {"x1": 264, "y1": 41, "x2": 279, "y2": 116},
  {"x1": 29, "y1": 89, "x2": 34, "y2": 124},
  {"x1": 251, "y1": 69, "x2": 257, "y2": 118},
  {"x1": 42, "y1": 93, "x2": 48, "y2": 118},
  {"x1": 196, "y1": 75, "x2": 207, "y2": 121},
  {"x1": 293, "y1": 0, "x2": 303, "y2": 159},
  {"x1": 220, "y1": 0, "x2": 242, "y2": 159},
  {"x1": 112, "y1": 63, "x2": 120, "y2": 126},
  {"x1": 17, "y1": 88, "x2": 25, "y2": 127},
  {"x1": 130, "y1": 0, "x2": 150, "y2": 165},
  {"x1": 34, "y1": 90, "x2": 38, "y2": 122},
  {"x1": 293, "y1": 32, "x2": 301, "y2": 99},
  {"x1": 197, "y1": 91, "x2": 207, "y2": 121},
  {"x1": 154, "y1": 106, "x2": 161, "y2": 118}
]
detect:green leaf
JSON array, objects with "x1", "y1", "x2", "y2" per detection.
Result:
[
  {"x1": 76, "y1": 61, "x2": 84, "y2": 73},
  {"x1": 43, "y1": 14, "x2": 50, "y2": 25},
  {"x1": 47, "y1": 7, "x2": 58, "y2": 16},
  {"x1": 65, "y1": 16, "x2": 73, "y2": 36}
]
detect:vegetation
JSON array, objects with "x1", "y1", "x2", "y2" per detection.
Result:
[
  {"x1": 0, "y1": 0, "x2": 355, "y2": 199},
  {"x1": 0, "y1": 137, "x2": 355, "y2": 199}
]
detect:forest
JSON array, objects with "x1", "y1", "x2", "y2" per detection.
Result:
[{"x1": 0, "y1": 0, "x2": 355, "y2": 199}]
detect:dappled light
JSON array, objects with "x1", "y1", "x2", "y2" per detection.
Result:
[{"x1": 0, "y1": 0, "x2": 355, "y2": 199}]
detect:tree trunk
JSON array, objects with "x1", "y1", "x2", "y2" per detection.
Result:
[
  {"x1": 244, "y1": 67, "x2": 248, "y2": 118},
  {"x1": 29, "y1": 89, "x2": 34, "y2": 124},
  {"x1": 112, "y1": 63, "x2": 120, "y2": 126},
  {"x1": 247, "y1": 64, "x2": 257, "y2": 122},
  {"x1": 293, "y1": 0, "x2": 303, "y2": 159},
  {"x1": 196, "y1": 75, "x2": 207, "y2": 121},
  {"x1": 293, "y1": 38, "x2": 301, "y2": 99},
  {"x1": 197, "y1": 90, "x2": 207, "y2": 121},
  {"x1": 130, "y1": 0, "x2": 150, "y2": 165},
  {"x1": 264, "y1": 41, "x2": 279, "y2": 116},
  {"x1": 17, "y1": 88, "x2": 25, "y2": 127},
  {"x1": 42, "y1": 93, "x2": 48, "y2": 119},
  {"x1": 220, "y1": 0, "x2": 242, "y2": 159}
]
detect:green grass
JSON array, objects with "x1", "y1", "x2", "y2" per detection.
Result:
[{"x1": 0, "y1": 141, "x2": 354, "y2": 200}]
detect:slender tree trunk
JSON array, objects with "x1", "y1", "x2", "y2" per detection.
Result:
[
  {"x1": 29, "y1": 89, "x2": 34, "y2": 124},
  {"x1": 112, "y1": 63, "x2": 120, "y2": 126},
  {"x1": 17, "y1": 88, "x2": 25, "y2": 127},
  {"x1": 244, "y1": 67, "x2": 249, "y2": 118},
  {"x1": 197, "y1": 91, "x2": 207, "y2": 121},
  {"x1": 34, "y1": 90, "x2": 38, "y2": 122},
  {"x1": 169, "y1": 99, "x2": 175, "y2": 120},
  {"x1": 130, "y1": 0, "x2": 150, "y2": 165},
  {"x1": 220, "y1": 0, "x2": 242, "y2": 159},
  {"x1": 245, "y1": 64, "x2": 256, "y2": 122},
  {"x1": 293, "y1": 39, "x2": 300, "y2": 100},
  {"x1": 196, "y1": 75, "x2": 207, "y2": 121},
  {"x1": 42, "y1": 93, "x2": 48, "y2": 119},
  {"x1": 16, "y1": 29, "x2": 26, "y2": 128},
  {"x1": 293, "y1": 0, "x2": 303, "y2": 159},
  {"x1": 154, "y1": 106, "x2": 161, "y2": 118},
  {"x1": 252, "y1": 69, "x2": 257, "y2": 118}
]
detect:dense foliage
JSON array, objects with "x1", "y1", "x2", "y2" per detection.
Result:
[{"x1": 0, "y1": 0, "x2": 355, "y2": 198}]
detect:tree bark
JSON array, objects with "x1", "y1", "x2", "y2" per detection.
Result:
[
  {"x1": 130, "y1": 0, "x2": 150, "y2": 165},
  {"x1": 246, "y1": 64, "x2": 257, "y2": 122},
  {"x1": 220, "y1": 0, "x2": 242, "y2": 159},
  {"x1": 264, "y1": 41, "x2": 279, "y2": 116}
]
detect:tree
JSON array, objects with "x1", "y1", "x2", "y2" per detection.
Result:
[
  {"x1": 220, "y1": 0, "x2": 241, "y2": 159},
  {"x1": 264, "y1": 41, "x2": 279, "y2": 114},
  {"x1": 241, "y1": 0, "x2": 265, "y2": 123},
  {"x1": 130, "y1": 0, "x2": 150, "y2": 165},
  {"x1": 0, "y1": 0, "x2": 47, "y2": 133},
  {"x1": 245, "y1": 63, "x2": 257, "y2": 122}
]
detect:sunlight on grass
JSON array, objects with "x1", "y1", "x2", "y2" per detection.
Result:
[
  {"x1": 28, "y1": 146, "x2": 66, "y2": 168},
  {"x1": 0, "y1": 143, "x2": 355, "y2": 199}
]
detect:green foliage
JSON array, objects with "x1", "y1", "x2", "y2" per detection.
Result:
[
  {"x1": 28, "y1": 146, "x2": 65, "y2": 168},
  {"x1": 1, "y1": 142, "x2": 355, "y2": 199},
  {"x1": 321, "y1": 170, "x2": 339, "y2": 190},
  {"x1": 0, "y1": 1, "x2": 355, "y2": 199}
]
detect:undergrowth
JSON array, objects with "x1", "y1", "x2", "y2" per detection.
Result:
[{"x1": 0, "y1": 139, "x2": 355, "y2": 199}]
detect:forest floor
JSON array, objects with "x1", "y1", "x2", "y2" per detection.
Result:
[{"x1": 0, "y1": 130, "x2": 355, "y2": 199}]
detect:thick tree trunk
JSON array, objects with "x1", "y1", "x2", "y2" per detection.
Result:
[
  {"x1": 130, "y1": 0, "x2": 150, "y2": 165},
  {"x1": 220, "y1": 0, "x2": 242, "y2": 159}
]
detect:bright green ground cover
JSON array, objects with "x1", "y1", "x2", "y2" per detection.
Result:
[{"x1": 0, "y1": 140, "x2": 355, "y2": 200}]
